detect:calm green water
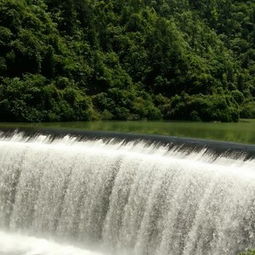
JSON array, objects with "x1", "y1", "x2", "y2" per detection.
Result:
[{"x1": 0, "y1": 120, "x2": 255, "y2": 145}]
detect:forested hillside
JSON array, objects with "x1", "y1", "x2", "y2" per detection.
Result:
[{"x1": 0, "y1": 0, "x2": 254, "y2": 122}]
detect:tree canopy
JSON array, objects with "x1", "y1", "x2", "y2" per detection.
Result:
[{"x1": 0, "y1": 0, "x2": 254, "y2": 122}]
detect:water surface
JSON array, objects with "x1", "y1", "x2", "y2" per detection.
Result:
[{"x1": 0, "y1": 119, "x2": 255, "y2": 144}]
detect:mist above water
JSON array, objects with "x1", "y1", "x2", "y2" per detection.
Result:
[
  {"x1": 0, "y1": 231, "x2": 103, "y2": 255},
  {"x1": 0, "y1": 132, "x2": 255, "y2": 255}
]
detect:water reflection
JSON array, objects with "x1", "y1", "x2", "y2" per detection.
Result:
[{"x1": 0, "y1": 120, "x2": 255, "y2": 144}]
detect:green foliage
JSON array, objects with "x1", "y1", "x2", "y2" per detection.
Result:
[
  {"x1": 0, "y1": 74, "x2": 94, "y2": 121},
  {"x1": 0, "y1": 0, "x2": 254, "y2": 122},
  {"x1": 240, "y1": 101, "x2": 255, "y2": 119},
  {"x1": 167, "y1": 93, "x2": 239, "y2": 122}
]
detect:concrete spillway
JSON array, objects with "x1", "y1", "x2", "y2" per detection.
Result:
[{"x1": 0, "y1": 130, "x2": 255, "y2": 254}]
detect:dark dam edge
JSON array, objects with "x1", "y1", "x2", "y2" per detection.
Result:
[{"x1": 1, "y1": 127, "x2": 255, "y2": 159}]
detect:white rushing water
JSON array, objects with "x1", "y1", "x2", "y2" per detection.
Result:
[
  {"x1": 0, "y1": 132, "x2": 255, "y2": 255},
  {"x1": 0, "y1": 231, "x2": 102, "y2": 255}
]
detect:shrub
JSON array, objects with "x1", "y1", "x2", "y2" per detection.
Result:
[
  {"x1": 0, "y1": 74, "x2": 93, "y2": 121},
  {"x1": 167, "y1": 93, "x2": 239, "y2": 122},
  {"x1": 240, "y1": 102, "x2": 255, "y2": 119}
]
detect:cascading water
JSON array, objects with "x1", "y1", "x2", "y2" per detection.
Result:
[
  {"x1": 0, "y1": 231, "x2": 102, "y2": 255},
  {"x1": 0, "y1": 131, "x2": 255, "y2": 255}
]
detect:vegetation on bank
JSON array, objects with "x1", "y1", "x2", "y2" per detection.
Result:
[{"x1": 0, "y1": 0, "x2": 254, "y2": 122}]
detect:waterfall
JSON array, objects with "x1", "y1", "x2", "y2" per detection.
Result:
[
  {"x1": 0, "y1": 132, "x2": 255, "y2": 255},
  {"x1": 0, "y1": 231, "x2": 102, "y2": 255}
]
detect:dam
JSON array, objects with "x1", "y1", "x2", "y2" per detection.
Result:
[{"x1": 0, "y1": 129, "x2": 255, "y2": 255}]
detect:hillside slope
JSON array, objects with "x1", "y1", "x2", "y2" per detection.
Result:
[{"x1": 0, "y1": 0, "x2": 254, "y2": 122}]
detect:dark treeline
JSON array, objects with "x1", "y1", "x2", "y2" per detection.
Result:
[{"x1": 0, "y1": 0, "x2": 254, "y2": 122}]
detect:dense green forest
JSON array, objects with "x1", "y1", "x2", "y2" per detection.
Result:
[{"x1": 0, "y1": 0, "x2": 254, "y2": 122}]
